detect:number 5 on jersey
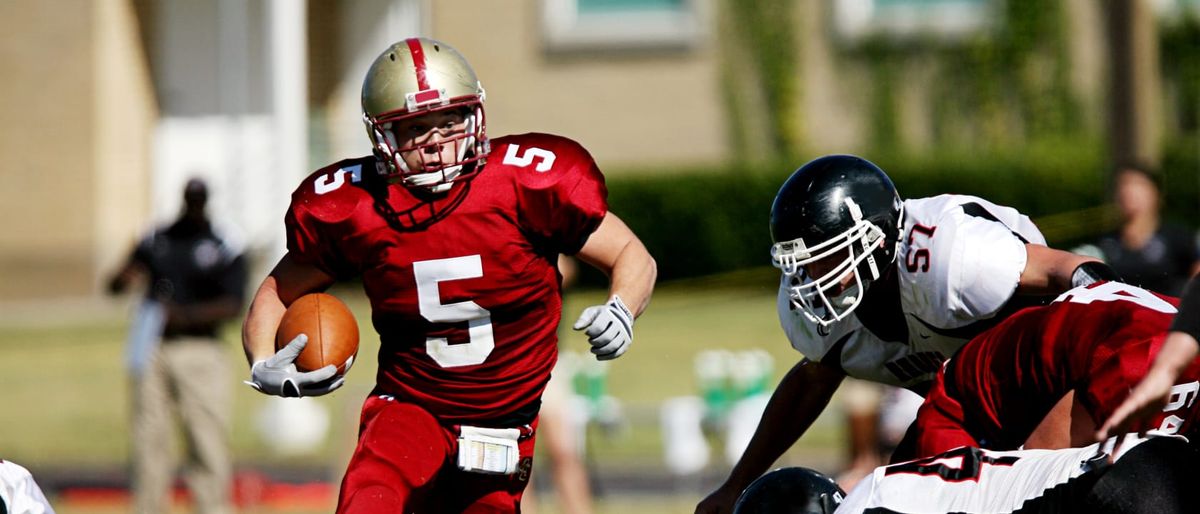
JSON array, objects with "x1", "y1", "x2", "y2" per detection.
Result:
[
  {"x1": 502, "y1": 144, "x2": 556, "y2": 172},
  {"x1": 414, "y1": 256, "x2": 494, "y2": 368}
]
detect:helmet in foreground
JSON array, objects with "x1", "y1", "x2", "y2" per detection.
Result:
[
  {"x1": 733, "y1": 467, "x2": 845, "y2": 514},
  {"x1": 361, "y1": 37, "x2": 489, "y2": 193},
  {"x1": 769, "y1": 155, "x2": 904, "y2": 326}
]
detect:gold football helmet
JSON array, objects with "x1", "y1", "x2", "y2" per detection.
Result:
[{"x1": 361, "y1": 38, "x2": 489, "y2": 192}]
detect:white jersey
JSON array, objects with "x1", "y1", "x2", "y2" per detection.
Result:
[
  {"x1": 835, "y1": 435, "x2": 1163, "y2": 514},
  {"x1": 778, "y1": 194, "x2": 1046, "y2": 388},
  {"x1": 0, "y1": 460, "x2": 55, "y2": 514}
]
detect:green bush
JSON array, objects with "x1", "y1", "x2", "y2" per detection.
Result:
[{"x1": 592, "y1": 143, "x2": 1198, "y2": 284}]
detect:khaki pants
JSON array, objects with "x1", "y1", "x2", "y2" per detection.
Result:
[{"x1": 131, "y1": 337, "x2": 232, "y2": 514}]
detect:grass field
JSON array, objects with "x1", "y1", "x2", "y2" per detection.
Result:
[{"x1": 0, "y1": 269, "x2": 851, "y2": 513}]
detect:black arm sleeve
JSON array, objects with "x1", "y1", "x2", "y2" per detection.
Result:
[
  {"x1": 1170, "y1": 277, "x2": 1200, "y2": 343},
  {"x1": 1070, "y1": 261, "x2": 1122, "y2": 289}
]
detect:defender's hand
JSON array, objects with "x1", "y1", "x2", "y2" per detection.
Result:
[
  {"x1": 1096, "y1": 365, "x2": 1174, "y2": 442},
  {"x1": 245, "y1": 334, "x2": 344, "y2": 397},
  {"x1": 573, "y1": 295, "x2": 634, "y2": 361}
]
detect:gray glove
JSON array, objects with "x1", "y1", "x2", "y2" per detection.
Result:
[
  {"x1": 244, "y1": 334, "x2": 344, "y2": 397},
  {"x1": 573, "y1": 295, "x2": 634, "y2": 361}
]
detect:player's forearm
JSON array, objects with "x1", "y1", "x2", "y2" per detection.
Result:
[
  {"x1": 1153, "y1": 332, "x2": 1200, "y2": 378},
  {"x1": 606, "y1": 238, "x2": 656, "y2": 317},
  {"x1": 721, "y1": 360, "x2": 843, "y2": 490},
  {"x1": 242, "y1": 276, "x2": 288, "y2": 366},
  {"x1": 242, "y1": 254, "x2": 338, "y2": 365},
  {"x1": 1018, "y1": 245, "x2": 1106, "y2": 295}
]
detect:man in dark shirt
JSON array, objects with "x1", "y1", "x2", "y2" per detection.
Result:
[
  {"x1": 1094, "y1": 163, "x2": 1200, "y2": 296},
  {"x1": 108, "y1": 178, "x2": 247, "y2": 514}
]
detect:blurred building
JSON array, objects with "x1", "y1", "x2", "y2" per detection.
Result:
[{"x1": 0, "y1": 0, "x2": 1184, "y2": 300}]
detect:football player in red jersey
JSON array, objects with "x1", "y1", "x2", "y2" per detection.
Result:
[
  {"x1": 896, "y1": 281, "x2": 1200, "y2": 461},
  {"x1": 241, "y1": 38, "x2": 656, "y2": 513}
]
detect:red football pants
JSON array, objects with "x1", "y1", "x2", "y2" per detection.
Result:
[
  {"x1": 336, "y1": 395, "x2": 538, "y2": 514},
  {"x1": 891, "y1": 371, "x2": 980, "y2": 463}
]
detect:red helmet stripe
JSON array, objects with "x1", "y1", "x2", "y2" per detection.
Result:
[{"x1": 406, "y1": 38, "x2": 431, "y2": 90}]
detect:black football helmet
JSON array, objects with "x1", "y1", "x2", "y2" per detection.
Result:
[
  {"x1": 769, "y1": 155, "x2": 904, "y2": 326},
  {"x1": 732, "y1": 467, "x2": 846, "y2": 514}
]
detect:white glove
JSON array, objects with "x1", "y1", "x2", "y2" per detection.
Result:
[
  {"x1": 573, "y1": 295, "x2": 634, "y2": 361},
  {"x1": 244, "y1": 334, "x2": 344, "y2": 398}
]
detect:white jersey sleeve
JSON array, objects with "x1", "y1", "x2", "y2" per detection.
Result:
[
  {"x1": 899, "y1": 195, "x2": 1045, "y2": 330},
  {"x1": 835, "y1": 435, "x2": 1163, "y2": 514},
  {"x1": 0, "y1": 460, "x2": 56, "y2": 514}
]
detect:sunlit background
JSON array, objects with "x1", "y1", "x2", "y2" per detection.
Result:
[{"x1": 1, "y1": 0, "x2": 1198, "y2": 513}]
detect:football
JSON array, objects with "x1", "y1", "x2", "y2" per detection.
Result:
[{"x1": 275, "y1": 293, "x2": 360, "y2": 375}]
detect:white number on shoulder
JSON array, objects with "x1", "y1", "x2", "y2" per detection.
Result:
[
  {"x1": 1056, "y1": 281, "x2": 1177, "y2": 314},
  {"x1": 314, "y1": 164, "x2": 363, "y2": 195},
  {"x1": 1159, "y1": 381, "x2": 1200, "y2": 434},
  {"x1": 413, "y1": 255, "x2": 494, "y2": 368},
  {"x1": 502, "y1": 144, "x2": 556, "y2": 172}
]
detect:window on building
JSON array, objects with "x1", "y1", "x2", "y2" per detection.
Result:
[
  {"x1": 541, "y1": 0, "x2": 705, "y2": 52},
  {"x1": 833, "y1": 0, "x2": 994, "y2": 41}
]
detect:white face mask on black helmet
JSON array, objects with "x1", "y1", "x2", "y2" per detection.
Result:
[
  {"x1": 772, "y1": 198, "x2": 890, "y2": 326},
  {"x1": 768, "y1": 154, "x2": 906, "y2": 328}
]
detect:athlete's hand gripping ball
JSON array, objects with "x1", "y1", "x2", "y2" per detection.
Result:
[
  {"x1": 573, "y1": 295, "x2": 634, "y2": 361},
  {"x1": 245, "y1": 334, "x2": 344, "y2": 398}
]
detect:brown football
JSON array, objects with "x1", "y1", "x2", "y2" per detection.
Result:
[{"x1": 275, "y1": 293, "x2": 360, "y2": 375}]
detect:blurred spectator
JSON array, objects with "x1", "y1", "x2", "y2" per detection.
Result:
[
  {"x1": 1092, "y1": 163, "x2": 1200, "y2": 295},
  {"x1": 523, "y1": 255, "x2": 595, "y2": 514},
  {"x1": 107, "y1": 177, "x2": 247, "y2": 514},
  {"x1": 0, "y1": 459, "x2": 56, "y2": 514}
]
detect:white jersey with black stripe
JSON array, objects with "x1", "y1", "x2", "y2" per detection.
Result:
[
  {"x1": 778, "y1": 194, "x2": 1046, "y2": 388},
  {"x1": 834, "y1": 435, "x2": 1164, "y2": 514}
]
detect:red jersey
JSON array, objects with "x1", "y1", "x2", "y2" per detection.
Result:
[
  {"x1": 911, "y1": 282, "x2": 1191, "y2": 456},
  {"x1": 285, "y1": 133, "x2": 607, "y2": 424}
]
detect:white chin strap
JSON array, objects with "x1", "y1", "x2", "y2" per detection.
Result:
[{"x1": 401, "y1": 164, "x2": 463, "y2": 193}]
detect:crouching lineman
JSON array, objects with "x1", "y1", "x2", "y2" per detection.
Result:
[
  {"x1": 699, "y1": 155, "x2": 1112, "y2": 514},
  {"x1": 733, "y1": 433, "x2": 1198, "y2": 514},
  {"x1": 895, "y1": 281, "x2": 1195, "y2": 461}
]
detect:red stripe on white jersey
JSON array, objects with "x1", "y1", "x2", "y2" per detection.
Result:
[{"x1": 406, "y1": 38, "x2": 430, "y2": 90}]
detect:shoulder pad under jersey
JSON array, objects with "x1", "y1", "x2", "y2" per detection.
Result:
[
  {"x1": 899, "y1": 195, "x2": 1038, "y2": 328},
  {"x1": 291, "y1": 157, "x2": 377, "y2": 222}
]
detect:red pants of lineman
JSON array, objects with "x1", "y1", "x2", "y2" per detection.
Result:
[
  {"x1": 890, "y1": 369, "x2": 981, "y2": 463},
  {"x1": 336, "y1": 395, "x2": 538, "y2": 514}
]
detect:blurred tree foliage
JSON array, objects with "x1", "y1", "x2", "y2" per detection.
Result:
[
  {"x1": 589, "y1": 141, "x2": 1198, "y2": 284},
  {"x1": 718, "y1": 0, "x2": 798, "y2": 162},
  {"x1": 1161, "y1": 14, "x2": 1200, "y2": 138},
  {"x1": 855, "y1": 0, "x2": 1082, "y2": 152},
  {"x1": 638, "y1": 1, "x2": 1200, "y2": 283}
]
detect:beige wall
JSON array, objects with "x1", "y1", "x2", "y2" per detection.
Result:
[
  {"x1": 94, "y1": 0, "x2": 157, "y2": 289},
  {"x1": 429, "y1": 0, "x2": 728, "y2": 170},
  {"x1": 0, "y1": 0, "x2": 154, "y2": 300},
  {"x1": 797, "y1": 1, "x2": 870, "y2": 154}
]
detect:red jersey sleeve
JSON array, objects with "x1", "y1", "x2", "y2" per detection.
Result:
[
  {"x1": 283, "y1": 159, "x2": 373, "y2": 279},
  {"x1": 502, "y1": 134, "x2": 608, "y2": 254}
]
